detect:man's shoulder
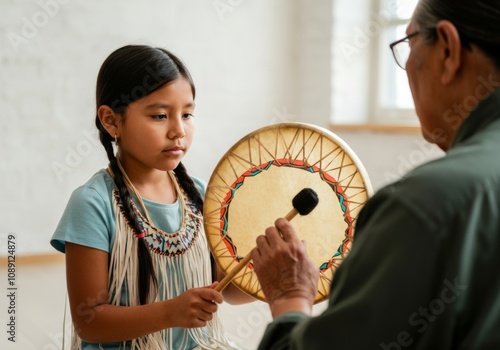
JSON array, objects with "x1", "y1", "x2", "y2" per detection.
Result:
[{"x1": 373, "y1": 151, "x2": 500, "y2": 225}]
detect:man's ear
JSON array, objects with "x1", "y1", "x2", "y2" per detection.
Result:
[
  {"x1": 97, "y1": 105, "x2": 121, "y2": 138},
  {"x1": 435, "y1": 20, "x2": 462, "y2": 85}
]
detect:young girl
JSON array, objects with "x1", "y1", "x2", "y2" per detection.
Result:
[{"x1": 51, "y1": 45, "x2": 252, "y2": 350}]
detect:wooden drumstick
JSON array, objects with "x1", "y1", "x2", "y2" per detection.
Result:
[{"x1": 214, "y1": 188, "x2": 319, "y2": 292}]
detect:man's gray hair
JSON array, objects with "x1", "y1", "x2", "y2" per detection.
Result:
[{"x1": 413, "y1": 0, "x2": 500, "y2": 67}]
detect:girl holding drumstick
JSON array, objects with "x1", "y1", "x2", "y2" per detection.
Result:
[{"x1": 51, "y1": 45, "x2": 252, "y2": 350}]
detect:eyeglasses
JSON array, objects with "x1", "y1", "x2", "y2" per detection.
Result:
[{"x1": 389, "y1": 31, "x2": 419, "y2": 70}]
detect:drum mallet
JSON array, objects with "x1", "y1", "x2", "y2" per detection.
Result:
[{"x1": 215, "y1": 188, "x2": 319, "y2": 292}]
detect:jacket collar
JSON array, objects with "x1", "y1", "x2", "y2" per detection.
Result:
[{"x1": 451, "y1": 88, "x2": 500, "y2": 148}]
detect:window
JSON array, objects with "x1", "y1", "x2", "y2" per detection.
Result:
[
  {"x1": 331, "y1": 0, "x2": 419, "y2": 126},
  {"x1": 375, "y1": 0, "x2": 419, "y2": 122}
]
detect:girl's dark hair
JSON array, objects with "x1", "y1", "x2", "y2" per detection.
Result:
[
  {"x1": 413, "y1": 0, "x2": 500, "y2": 68},
  {"x1": 95, "y1": 45, "x2": 204, "y2": 304}
]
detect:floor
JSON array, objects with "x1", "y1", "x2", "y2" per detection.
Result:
[{"x1": 0, "y1": 260, "x2": 327, "y2": 350}]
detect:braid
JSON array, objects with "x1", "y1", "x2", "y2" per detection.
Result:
[
  {"x1": 96, "y1": 118, "x2": 158, "y2": 305},
  {"x1": 174, "y1": 162, "x2": 203, "y2": 213},
  {"x1": 174, "y1": 162, "x2": 217, "y2": 281}
]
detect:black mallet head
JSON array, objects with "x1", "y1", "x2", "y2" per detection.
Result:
[{"x1": 292, "y1": 188, "x2": 319, "y2": 215}]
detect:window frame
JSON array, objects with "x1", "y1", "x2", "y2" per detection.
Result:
[{"x1": 370, "y1": 0, "x2": 418, "y2": 125}]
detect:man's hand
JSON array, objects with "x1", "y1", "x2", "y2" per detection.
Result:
[{"x1": 251, "y1": 218, "x2": 319, "y2": 318}]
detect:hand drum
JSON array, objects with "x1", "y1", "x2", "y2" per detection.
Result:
[{"x1": 203, "y1": 122, "x2": 373, "y2": 303}]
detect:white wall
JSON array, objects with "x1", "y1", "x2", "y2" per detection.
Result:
[
  {"x1": 0, "y1": 0, "x2": 441, "y2": 256},
  {"x1": 295, "y1": 0, "x2": 334, "y2": 128},
  {"x1": 333, "y1": 130, "x2": 444, "y2": 191},
  {"x1": 0, "y1": 0, "x2": 302, "y2": 254},
  {"x1": 0, "y1": 1, "x2": 450, "y2": 349},
  {"x1": 332, "y1": 0, "x2": 374, "y2": 124}
]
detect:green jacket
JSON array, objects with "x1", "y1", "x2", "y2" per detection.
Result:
[{"x1": 258, "y1": 89, "x2": 500, "y2": 350}]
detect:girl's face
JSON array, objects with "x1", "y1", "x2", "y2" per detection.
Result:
[{"x1": 117, "y1": 77, "x2": 195, "y2": 173}]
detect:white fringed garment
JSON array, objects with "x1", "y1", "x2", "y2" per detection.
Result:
[{"x1": 71, "y1": 174, "x2": 239, "y2": 350}]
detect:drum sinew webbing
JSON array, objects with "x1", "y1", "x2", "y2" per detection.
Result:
[{"x1": 204, "y1": 122, "x2": 373, "y2": 303}]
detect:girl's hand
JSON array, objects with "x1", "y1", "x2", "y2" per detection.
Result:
[{"x1": 167, "y1": 282, "x2": 223, "y2": 328}]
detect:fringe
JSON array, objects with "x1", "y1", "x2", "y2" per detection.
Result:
[{"x1": 70, "y1": 184, "x2": 239, "y2": 350}]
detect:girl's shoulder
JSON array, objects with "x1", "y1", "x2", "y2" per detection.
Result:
[
  {"x1": 51, "y1": 169, "x2": 117, "y2": 254},
  {"x1": 76, "y1": 168, "x2": 115, "y2": 196}
]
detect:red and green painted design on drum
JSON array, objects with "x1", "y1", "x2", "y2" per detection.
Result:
[{"x1": 219, "y1": 158, "x2": 354, "y2": 272}]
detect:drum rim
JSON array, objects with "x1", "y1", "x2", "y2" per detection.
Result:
[{"x1": 203, "y1": 122, "x2": 373, "y2": 302}]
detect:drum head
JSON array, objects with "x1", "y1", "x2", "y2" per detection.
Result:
[{"x1": 204, "y1": 122, "x2": 372, "y2": 303}]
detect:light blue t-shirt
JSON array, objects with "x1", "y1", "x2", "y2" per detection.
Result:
[{"x1": 51, "y1": 169, "x2": 207, "y2": 350}]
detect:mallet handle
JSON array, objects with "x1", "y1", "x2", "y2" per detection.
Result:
[{"x1": 214, "y1": 208, "x2": 298, "y2": 292}]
